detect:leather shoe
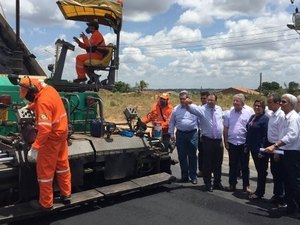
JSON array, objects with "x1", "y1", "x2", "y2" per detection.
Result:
[
  {"x1": 191, "y1": 179, "x2": 198, "y2": 185},
  {"x1": 249, "y1": 193, "x2": 262, "y2": 200},
  {"x1": 269, "y1": 195, "x2": 285, "y2": 205},
  {"x1": 225, "y1": 184, "x2": 236, "y2": 192},
  {"x1": 176, "y1": 177, "x2": 189, "y2": 183},
  {"x1": 205, "y1": 184, "x2": 213, "y2": 192},
  {"x1": 276, "y1": 205, "x2": 298, "y2": 215},
  {"x1": 197, "y1": 171, "x2": 203, "y2": 177},
  {"x1": 213, "y1": 183, "x2": 224, "y2": 190}
]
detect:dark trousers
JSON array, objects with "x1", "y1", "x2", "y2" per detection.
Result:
[
  {"x1": 228, "y1": 143, "x2": 250, "y2": 188},
  {"x1": 202, "y1": 136, "x2": 223, "y2": 185},
  {"x1": 251, "y1": 151, "x2": 269, "y2": 197},
  {"x1": 270, "y1": 154, "x2": 285, "y2": 198},
  {"x1": 176, "y1": 130, "x2": 198, "y2": 180},
  {"x1": 197, "y1": 131, "x2": 203, "y2": 172},
  {"x1": 266, "y1": 141, "x2": 285, "y2": 199},
  {"x1": 283, "y1": 150, "x2": 300, "y2": 212}
]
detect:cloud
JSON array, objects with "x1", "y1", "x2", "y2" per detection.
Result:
[
  {"x1": 176, "y1": 0, "x2": 289, "y2": 25},
  {"x1": 123, "y1": 0, "x2": 174, "y2": 22},
  {"x1": 1, "y1": 0, "x2": 299, "y2": 89}
]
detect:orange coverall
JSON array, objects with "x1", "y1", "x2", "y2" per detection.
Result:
[
  {"x1": 142, "y1": 94, "x2": 173, "y2": 135},
  {"x1": 20, "y1": 78, "x2": 71, "y2": 208},
  {"x1": 76, "y1": 30, "x2": 106, "y2": 79}
]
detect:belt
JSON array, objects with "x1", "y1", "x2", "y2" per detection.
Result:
[
  {"x1": 177, "y1": 129, "x2": 197, "y2": 134},
  {"x1": 202, "y1": 135, "x2": 222, "y2": 141}
]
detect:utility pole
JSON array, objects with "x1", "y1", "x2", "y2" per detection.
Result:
[
  {"x1": 12, "y1": 0, "x2": 23, "y2": 74},
  {"x1": 259, "y1": 72, "x2": 262, "y2": 95}
]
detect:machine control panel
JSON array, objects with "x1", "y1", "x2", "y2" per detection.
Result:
[{"x1": 16, "y1": 108, "x2": 35, "y2": 124}]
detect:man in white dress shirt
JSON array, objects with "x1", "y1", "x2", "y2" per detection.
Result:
[
  {"x1": 266, "y1": 94, "x2": 285, "y2": 206},
  {"x1": 265, "y1": 93, "x2": 300, "y2": 217}
]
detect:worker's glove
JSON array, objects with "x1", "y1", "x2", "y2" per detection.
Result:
[
  {"x1": 27, "y1": 147, "x2": 38, "y2": 163},
  {"x1": 20, "y1": 104, "x2": 30, "y2": 112},
  {"x1": 136, "y1": 120, "x2": 147, "y2": 131}
]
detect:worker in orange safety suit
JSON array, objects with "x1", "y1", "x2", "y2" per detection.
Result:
[
  {"x1": 142, "y1": 93, "x2": 173, "y2": 152},
  {"x1": 73, "y1": 21, "x2": 106, "y2": 83},
  {"x1": 19, "y1": 77, "x2": 71, "y2": 210}
]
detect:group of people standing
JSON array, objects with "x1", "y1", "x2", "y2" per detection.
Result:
[{"x1": 143, "y1": 90, "x2": 300, "y2": 217}]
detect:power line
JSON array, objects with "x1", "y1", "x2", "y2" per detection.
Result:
[
  {"x1": 121, "y1": 37, "x2": 299, "y2": 64},
  {"x1": 120, "y1": 26, "x2": 292, "y2": 49},
  {"x1": 120, "y1": 34, "x2": 298, "y2": 56}
]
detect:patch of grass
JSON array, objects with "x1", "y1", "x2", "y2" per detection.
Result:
[{"x1": 99, "y1": 90, "x2": 265, "y2": 123}]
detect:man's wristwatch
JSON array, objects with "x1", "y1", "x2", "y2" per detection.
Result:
[{"x1": 274, "y1": 143, "x2": 279, "y2": 148}]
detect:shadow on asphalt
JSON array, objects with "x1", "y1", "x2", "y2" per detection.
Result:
[{"x1": 166, "y1": 182, "x2": 295, "y2": 220}]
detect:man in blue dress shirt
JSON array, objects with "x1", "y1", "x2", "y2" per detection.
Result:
[
  {"x1": 168, "y1": 90, "x2": 198, "y2": 184},
  {"x1": 186, "y1": 93, "x2": 224, "y2": 192}
]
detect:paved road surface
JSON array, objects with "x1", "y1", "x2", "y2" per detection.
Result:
[{"x1": 9, "y1": 150, "x2": 299, "y2": 225}]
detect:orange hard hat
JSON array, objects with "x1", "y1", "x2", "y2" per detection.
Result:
[
  {"x1": 19, "y1": 77, "x2": 39, "y2": 98},
  {"x1": 117, "y1": 0, "x2": 123, "y2": 7},
  {"x1": 159, "y1": 93, "x2": 169, "y2": 100}
]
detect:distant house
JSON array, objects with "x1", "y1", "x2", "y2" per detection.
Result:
[{"x1": 220, "y1": 86, "x2": 260, "y2": 95}]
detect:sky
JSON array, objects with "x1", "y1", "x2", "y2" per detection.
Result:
[{"x1": 0, "y1": 0, "x2": 300, "y2": 89}]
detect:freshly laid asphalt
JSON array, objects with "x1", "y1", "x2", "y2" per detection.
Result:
[{"x1": 9, "y1": 150, "x2": 299, "y2": 225}]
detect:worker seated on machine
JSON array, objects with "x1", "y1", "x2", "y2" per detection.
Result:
[{"x1": 73, "y1": 21, "x2": 106, "y2": 84}]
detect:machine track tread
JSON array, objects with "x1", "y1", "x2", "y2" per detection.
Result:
[{"x1": 0, "y1": 172, "x2": 173, "y2": 223}]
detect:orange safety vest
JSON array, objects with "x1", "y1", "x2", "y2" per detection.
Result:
[
  {"x1": 79, "y1": 30, "x2": 106, "y2": 56},
  {"x1": 143, "y1": 101, "x2": 173, "y2": 134},
  {"x1": 31, "y1": 85, "x2": 68, "y2": 149}
]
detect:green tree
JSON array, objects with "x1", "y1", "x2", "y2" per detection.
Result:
[
  {"x1": 112, "y1": 81, "x2": 131, "y2": 93},
  {"x1": 258, "y1": 81, "x2": 281, "y2": 95},
  {"x1": 286, "y1": 81, "x2": 299, "y2": 95},
  {"x1": 135, "y1": 80, "x2": 149, "y2": 92}
]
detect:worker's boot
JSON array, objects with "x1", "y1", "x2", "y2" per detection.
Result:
[
  {"x1": 87, "y1": 72, "x2": 101, "y2": 84},
  {"x1": 73, "y1": 78, "x2": 87, "y2": 83},
  {"x1": 60, "y1": 195, "x2": 72, "y2": 204}
]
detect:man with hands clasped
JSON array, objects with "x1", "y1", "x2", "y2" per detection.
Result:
[{"x1": 265, "y1": 94, "x2": 300, "y2": 217}]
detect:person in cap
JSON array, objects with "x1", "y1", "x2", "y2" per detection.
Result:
[
  {"x1": 73, "y1": 21, "x2": 106, "y2": 83},
  {"x1": 19, "y1": 77, "x2": 71, "y2": 210},
  {"x1": 142, "y1": 93, "x2": 173, "y2": 152}
]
